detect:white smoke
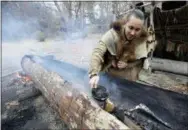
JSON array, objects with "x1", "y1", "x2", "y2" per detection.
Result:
[{"x1": 2, "y1": 15, "x2": 39, "y2": 42}]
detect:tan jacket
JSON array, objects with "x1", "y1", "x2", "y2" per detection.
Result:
[{"x1": 88, "y1": 21, "x2": 149, "y2": 78}]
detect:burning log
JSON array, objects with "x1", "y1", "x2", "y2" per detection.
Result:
[
  {"x1": 2, "y1": 72, "x2": 41, "y2": 105},
  {"x1": 16, "y1": 71, "x2": 32, "y2": 84},
  {"x1": 14, "y1": 72, "x2": 42, "y2": 102},
  {"x1": 21, "y1": 55, "x2": 129, "y2": 129},
  {"x1": 1, "y1": 72, "x2": 41, "y2": 128}
]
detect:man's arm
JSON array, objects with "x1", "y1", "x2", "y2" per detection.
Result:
[
  {"x1": 88, "y1": 41, "x2": 107, "y2": 78},
  {"x1": 88, "y1": 28, "x2": 117, "y2": 78}
]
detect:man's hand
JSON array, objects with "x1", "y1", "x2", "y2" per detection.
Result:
[
  {"x1": 89, "y1": 75, "x2": 100, "y2": 88},
  {"x1": 112, "y1": 60, "x2": 117, "y2": 68},
  {"x1": 117, "y1": 61, "x2": 128, "y2": 69}
]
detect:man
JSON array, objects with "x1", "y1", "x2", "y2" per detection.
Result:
[{"x1": 89, "y1": 9, "x2": 149, "y2": 88}]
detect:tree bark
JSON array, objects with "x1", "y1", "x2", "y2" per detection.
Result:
[
  {"x1": 149, "y1": 57, "x2": 188, "y2": 76},
  {"x1": 21, "y1": 56, "x2": 129, "y2": 129}
]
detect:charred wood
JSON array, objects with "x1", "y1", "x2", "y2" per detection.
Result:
[
  {"x1": 21, "y1": 55, "x2": 129, "y2": 129},
  {"x1": 20, "y1": 55, "x2": 188, "y2": 130}
]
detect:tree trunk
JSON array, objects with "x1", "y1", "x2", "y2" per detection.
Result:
[
  {"x1": 21, "y1": 55, "x2": 129, "y2": 129},
  {"x1": 150, "y1": 57, "x2": 188, "y2": 76},
  {"x1": 54, "y1": 1, "x2": 66, "y2": 25}
]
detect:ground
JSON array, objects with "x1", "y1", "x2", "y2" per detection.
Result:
[
  {"x1": 2, "y1": 34, "x2": 101, "y2": 77},
  {"x1": 2, "y1": 34, "x2": 188, "y2": 129}
]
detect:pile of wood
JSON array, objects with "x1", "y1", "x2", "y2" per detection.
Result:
[{"x1": 1, "y1": 72, "x2": 69, "y2": 130}]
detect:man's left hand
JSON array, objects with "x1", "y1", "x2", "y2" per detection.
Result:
[{"x1": 117, "y1": 61, "x2": 128, "y2": 69}]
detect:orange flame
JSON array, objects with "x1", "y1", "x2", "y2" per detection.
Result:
[{"x1": 16, "y1": 72, "x2": 32, "y2": 82}]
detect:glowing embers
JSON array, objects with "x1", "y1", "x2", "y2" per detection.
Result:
[{"x1": 16, "y1": 71, "x2": 32, "y2": 84}]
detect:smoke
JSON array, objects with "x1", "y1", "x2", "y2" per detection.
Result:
[
  {"x1": 2, "y1": 2, "x2": 115, "y2": 42},
  {"x1": 97, "y1": 74, "x2": 123, "y2": 106},
  {"x1": 2, "y1": 13, "x2": 39, "y2": 42},
  {"x1": 2, "y1": 12, "x2": 40, "y2": 76},
  {"x1": 29, "y1": 55, "x2": 91, "y2": 93},
  {"x1": 27, "y1": 55, "x2": 123, "y2": 103},
  {"x1": 31, "y1": 55, "x2": 124, "y2": 102}
]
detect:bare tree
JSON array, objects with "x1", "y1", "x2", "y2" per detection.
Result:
[
  {"x1": 54, "y1": 1, "x2": 66, "y2": 24},
  {"x1": 74, "y1": 2, "x2": 82, "y2": 19}
]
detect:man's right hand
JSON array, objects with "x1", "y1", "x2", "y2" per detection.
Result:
[{"x1": 89, "y1": 75, "x2": 100, "y2": 88}]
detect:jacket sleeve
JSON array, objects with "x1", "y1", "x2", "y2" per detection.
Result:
[
  {"x1": 88, "y1": 41, "x2": 107, "y2": 78},
  {"x1": 88, "y1": 29, "x2": 117, "y2": 78}
]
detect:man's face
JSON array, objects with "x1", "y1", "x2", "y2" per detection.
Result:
[{"x1": 124, "y1": 15, "x2": 144, "y2": 40}]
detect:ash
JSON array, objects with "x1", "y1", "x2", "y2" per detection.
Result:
[{"x1": 2, "y1": 72, "x2": 69, "y2": 130}]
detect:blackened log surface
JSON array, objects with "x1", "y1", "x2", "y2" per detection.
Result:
[
  {"x1": 21, "y1": 55, "x2": 129, "y2": 129},
  {"x1": 1, "y1": 73, "x2": 40, "y2": 107},
  {"x1": 21, "y1": 55, "x2": 188, "y2": 130},
  {"x1": 98, "y1": 73, "x2": 188, "y2": 130}
]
